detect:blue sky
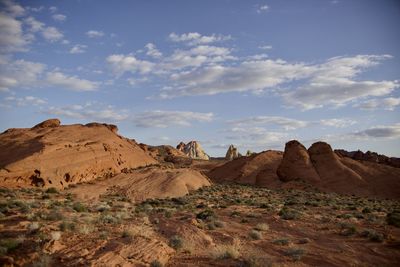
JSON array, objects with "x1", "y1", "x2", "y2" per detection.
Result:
[{"x1": 1, "y1": 0, "x2": 399, "y2": 157}]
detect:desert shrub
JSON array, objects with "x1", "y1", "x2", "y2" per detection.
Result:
[
  {"x1": 150, "y1": 260, "x2": 163, "y2": 267},
  {"x1": 169, "y1": 235, "x2": 183, "y2": 250},
  {"x1": 285, "y1": 248, "x2": 305, "y2": 261},
  {"x1": 273, "y1": 238, "x2": 289, "y2": 245},
  {"x1": 298, "y1": 238, "x2": 310, "y2": 244},
  {"x1": 387, "y1": 211, "x2": 400, "y2": 227},
  {"x1": 196, "y1": 209, "x2": 215, "y2": 220},
  {"x1": 72, "y1": 202, "x2": 87, "y2": 212},
  {"x1": 242, "y1": 251, "x2": 272, "y2": 267},
  {"x1": 249, "y1": 230, "x2": 262, "y2": 240},
  {"x1": 28, "y1": 222, "x2": 40, "y2": 233},
  {"x1": 212, "y1": 244, "x2": 240, "y2": 259},
  {"x1": 362, "y1": 207, "x2": 372, "y2": 214},
  {"x1": 45, "y1": 210, "x2": 64, "y2": 221},
  {"x1": 59, "y1": 221, "x2": 76, "y2": 232},
  {"x1": 279, "y1": 207, "x2": 301, "y2": 220},
  {"x1": 122, "y1": 229, "x2": 134, "y2": 239},
  {"x1": 0, "y1": 238, "x2": 23, "y2": 255},
  {"x1": 99, "y1": 214, "x2": 121, "y2": 224},
  {"x1": 96, "y1": 204, "x2": 110, "y2": 212},
  {"x1": 339, "y1": 222, "x2": 357, "y2": 236},
  {"x1": 45, "y1": 187, "x2": 58, "y2": 194},
  {"x1": 360, "y1": 229, "x2": 384, "y2": 242},
  {"x1": 254, "y1": 223, "x2": 269, "y2": 231},
  {"x1": 32, "y1": 254, "x2": 53, "y2": 267}
]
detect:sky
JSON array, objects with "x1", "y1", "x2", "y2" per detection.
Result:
[{"x1": 0, "y1": 0, "x2": 400, "y2": 157}]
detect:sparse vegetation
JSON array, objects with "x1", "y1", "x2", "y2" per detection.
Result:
[{"x1": 169, "y1": 235, "x2": 184, "y2": 250}]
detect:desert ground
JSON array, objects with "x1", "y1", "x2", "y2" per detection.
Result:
[{"x1": 1, "y1": 119, "x2": 400, "y2": 267}]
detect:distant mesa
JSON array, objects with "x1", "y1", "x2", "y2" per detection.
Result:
[
  {"x1": 176, "y1": 141, "x2": 209, "y2": 160},
  {"x1": 0, "y1": 119, "x2": 156, "y2": 189},
  {"x1": 335, "y1": 149, "x2": 400, "y2": 168},
  {"x1": 225, "y1": 144, "x2": 240, "y2": 161}
]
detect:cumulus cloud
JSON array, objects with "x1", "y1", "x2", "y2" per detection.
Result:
[
  {"x1": 106, "y1": 54, "x2": 154, "y2": 75},
  {"x1": 133, "y1": 110, "x2": 214, "y2": 128},
  {"x1": 283, "y1": 55, "x2": 399, "y2": 110},
  {"x1": 319, "y1": 118, "x2": 357, "y2": 128},
  {"x1": 229, "y1": 116, "x2": 309, "y2": 130},
  {"x1": 3, "y1": 95, "x2": 46, "y2": 107},
  {"x1": 2, "y1": 0, "x2": 25, "y2": 17},
  {"x1": 86, "y1": 30, "x2": 104, "y2": 38},
  {"x1": 0, "y1": 58, "x2": 45, "y2": 91},
  {"x1": 41, "y1": 26, "x2": 63, "y2": 42},
  {"x1": 24, "y1": 16, "x2": 44, "y2": 32},
  {"x1": 145, "y1": 43, "x2": 162, "y2": 58},
  {"x1": 0, "y1": 13, "x2": 31, "y2": 52},
  {"x1": 169, "y1": 32, "x2": 231, "y2": 46},
  {"x1": 45, "y1": 103, "x2": 129, "y2": 122},
  {"x1": 52, "y1": 14, "x2": 67, "y2": 22},
  {"x1": 49, "y1": 6, "x2": 57, "y2": 13},
  {"x1": 69, "y1": 44, "x2": 87, "y2": 54},
  {"x1": 256, "y1": 5, "x2": 269, "y2": 13},
  {"x1": 46, "y1": 72, "x2": 99, "y2": 91},
  {"x1": 259, "y1": 45, "x2": 272, "y2": 50},
  {"x1": 356, "y1": 97, "x2": 400, "y2": 111},
  {"x1": 228, "y1": 116, "x2": 357, "y2": 131},
  {"x1": 352, "y1": 124, "x2": 400, "y2": 139},
  {"x1": 159, "y1": 59, "x2": 313, "y2": 98}
]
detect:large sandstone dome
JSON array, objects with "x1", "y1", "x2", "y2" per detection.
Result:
[
  {"x1": 0, "y1": 119, "x2": 157, "y2": 188},
  {"x1": 277, "y1": 140, "x2": 320, "y2": 183}
]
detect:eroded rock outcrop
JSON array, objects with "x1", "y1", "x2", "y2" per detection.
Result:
[
  {"x1": 225, "y1": 144, "x2": 240, "y2": 161},
  {"x1": 176, "y1": 141, "x2": 209, "y2": 160},
  {"x1": 308, "y1": 142, "x2": 367, "y2": 192},
  {"x1": 277, "y1": 140, "x2": 320, "y2": 183},
  {"x1": 0, "y1": 119, "x2": 157, "y2": 188}
]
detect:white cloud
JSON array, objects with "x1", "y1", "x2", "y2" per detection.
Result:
[
  {"x1": 24, "y1": 16, "x2": 44, "y2": 32},
  {"x1": 169, "y1": 32, "x2": 231, "y2": 46},
  {"x1": 225, "y1": 126, "x2": 290, "y2": 147},
  {"x1": 49, "y1": 6, "x2": 57, "y2": 13},
  {"x1": 256, "y1": 5, "x2": 269, "y2": 14},
  {"x1": 259, "y1": 45, "x2": 272, "y2": 50},
  {"x1": 284, "y1": 55, "x2": 399, "y2": 110},
  {"x1": 26, "y1": 6, "x2": 44, "y2": 12},
  {"x1": 319, "y1": 118, "x2": 357, "y2": 128},
  {"x1": 0, "y1": 13, "x2": 31, "y2": 52},
  {"x1": 351, "y1": 124, "x2": 400, "y2": 139},
  {"x1": 41, "y1": 26, "x2": 63, "y2": 42},
  {"x1": 86, "y1": 30, "x2": 104, "y2": 38},
  {"x1": 133, "y1": 110, "x2": 214, "y2": 128},
  {"x1": 46, "y1": 72, "x2": 99, "y2": 91},
  {"x1": 0, "y1": 58, "x2": 45, "y2": 92},
  {"x1": 356, "y1": 97, "x2": 400, "y2": 111},
  {"x1": 106, "y1": 54, "x2": 154, "y2": 75},
  {"x1": 159, "y1": 59, "x2": 313, "y2": 98},
  {"x1": 2, "y1": 0, "x2": 25, "y2": 17},
  {"x1": 145, "y1": 43, "x2": 162, "y2": 58},
  {"x1": 229, "y1": 116, "x2": 309, "y2": 130},
  {"x1": 69, "y1": 44, "x2": 87, "y2": 54},
  {"x1": 45, "y1": 103, "x2": 129, "y2": 122},
  {"x1": 52, "y1": 14, "x2": 67, "y2": 22},
  {"x1": 3, "y1": 95, "x2": 46, "y2": 106}
]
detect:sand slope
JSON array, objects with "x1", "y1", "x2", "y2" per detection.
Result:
[{"x1": 0, "y1": 119, "x2": 157, "y2": 189}]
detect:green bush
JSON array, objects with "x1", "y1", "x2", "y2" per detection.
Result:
[
  {"x1": 387, "y1": 212, "x2": 400, "y2": 227},
  {"x1": 169, "y1": 235, "x2": 183, "y2": 250}
]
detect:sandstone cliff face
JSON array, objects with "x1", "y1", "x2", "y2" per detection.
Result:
[
  {"x1": 225, "y1": 144, "x2": 240, "y2": 161},
  {"x1": 0, "y1": 119, "x2": 157, "y2": 188},
  {"x1": 277, "y1": 140, "x2": 320, "y2": 183},
  {"x1": 176, "y1": 141, "x2": 209, "y2": 160}
]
